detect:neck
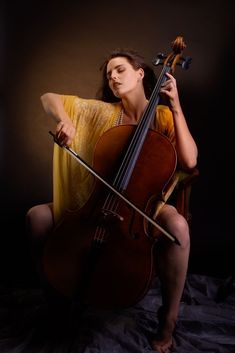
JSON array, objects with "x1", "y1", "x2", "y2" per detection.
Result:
[{"x1": 121, "y1": 96, "x2": 148, "y2": 123}]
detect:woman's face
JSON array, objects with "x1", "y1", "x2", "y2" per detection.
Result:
[{"x1": 106, "y1": 57, "x2": 144, "y2": 98}]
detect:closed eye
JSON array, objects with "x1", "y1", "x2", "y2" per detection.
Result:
[{"x1": 107, "y1": 65, "x2": 125, "y2": 80}]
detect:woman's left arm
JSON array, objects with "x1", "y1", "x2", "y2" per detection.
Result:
[{"x1": 160, "y1": 73, "x2": 198, "y2": 170}]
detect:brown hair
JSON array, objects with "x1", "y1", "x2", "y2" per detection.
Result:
[{"x1": 96, "y1": 48, "x2": 157, "y2": 102}]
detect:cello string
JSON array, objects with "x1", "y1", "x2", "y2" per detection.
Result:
[
  {"x1": 99, "y1": 65, "x2": 171, "y2": 221},
  {"x1": 112, "y1": 65, "x2": 170, "y2": 192}
]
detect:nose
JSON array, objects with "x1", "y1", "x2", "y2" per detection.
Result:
[{"x1": 110, "y1": 71, "x2": 118, "y2": 81}]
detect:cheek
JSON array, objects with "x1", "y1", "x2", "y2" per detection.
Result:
[
  {"x1": 126, "y1": 76, "x2": 139, "y2": 88},
  {"x1": 108, "y1": 81, "x2": 115, "y2": 93}
]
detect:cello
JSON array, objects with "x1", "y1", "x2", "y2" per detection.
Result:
[{"x1": 43, "y1": 36, "x2": 191, "y2": 309}]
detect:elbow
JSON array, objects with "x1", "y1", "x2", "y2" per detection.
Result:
[
  {"x1": 40, "y1": 92, "x2": 53, "y2": 108},
  {"x1": 40, "y1": 92, "x2": 50, "y2": 101},
  {"x1": 40, "y1": 92, "x2": 59, "y2": 115},
  {"x1": 179, "y1": 143, "x2": 198, "y2": 171},
  {"x1": 187, "y1": 160, "x2": 197, "y2": 171},
  {"x1": 180, "y1": 155, "x2": 198, "y2": 172},
  {"x1": 40, "y1": 92, "x2": 50, "y2": 111}
]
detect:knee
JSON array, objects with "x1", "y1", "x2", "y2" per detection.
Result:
[
  {"x1": 26, "y1": 206, "x2": 38, "y2": 230},
  {"x1": 158, "y1": 205, "x2": 190, "y2": 249},
  {"x1": 26, "y1": 205, "x2": 40, "y2": 222},
  {"x1": 26, "y1": 204, "x2": 54, "y2": 241},
  {"x1": 26, "y1": 205, "x2": 46, "y2": 229},
  {"x1": 173, "y1": 215, "x2": 190, "y2": 249}
]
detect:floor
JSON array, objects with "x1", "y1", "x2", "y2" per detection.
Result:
[{"x1": 0, "y1": 273, "x2": 234, "y2": 353}]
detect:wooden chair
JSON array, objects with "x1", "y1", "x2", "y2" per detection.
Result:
[
  {"x1": 175, "y1": 168, "x2": 199, "y2": 225},
  {"x1": 154, "y1": 167, "x2": 199, "y2": 226}
]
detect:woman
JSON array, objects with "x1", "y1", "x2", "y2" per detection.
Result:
[{"x1": 26, "y1": 48, "x2": 198, "y2": 353}]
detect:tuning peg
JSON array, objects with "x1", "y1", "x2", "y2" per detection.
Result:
[
  {"x1": 152, "y1": 53, "x2": 166, "y2": 66},
  {"x1": 181, "y1": 56, "x2": 192, "y2": 70}
]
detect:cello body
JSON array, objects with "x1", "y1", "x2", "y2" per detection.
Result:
[{"x1": 43, "y1": 125, "x2": 177, "y2": 309}]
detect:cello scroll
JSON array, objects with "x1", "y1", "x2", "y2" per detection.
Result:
[{"x1": 152, "y1": 36, "x2": 192, "y2": 73}]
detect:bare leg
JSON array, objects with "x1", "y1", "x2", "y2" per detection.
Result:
[
  {"x1": 151, "y1": 205, "x2": 190, "y2": 353},
  {"x1": 26, "y1": 203, "x2": 71, "y2": 318},
  {"x1": 25, "y1": 203, "x2": 54, "y2": 278}
]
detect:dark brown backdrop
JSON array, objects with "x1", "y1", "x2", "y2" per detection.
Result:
[{"x1": 1, "y1": 0, "x2": 234, "y2": 287}]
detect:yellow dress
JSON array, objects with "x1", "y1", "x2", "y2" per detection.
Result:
[{"x1": 53, "y1": 95, "x2": 176, "y2": 224}]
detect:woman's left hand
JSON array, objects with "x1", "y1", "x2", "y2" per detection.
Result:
[{"x1": 160, "y1": 72, "x2": 181, "y2": 112}]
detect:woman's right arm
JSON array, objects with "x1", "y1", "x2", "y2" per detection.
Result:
[{"x1": 40, "y1": 93, "x2": 76, "y2": 147}]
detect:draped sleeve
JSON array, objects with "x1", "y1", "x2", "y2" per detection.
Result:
[
  {"x1": 53, "y1": 95, "x2": 121, "y2": 224},
  {"x1": 153, "y1": 105, "x2": 175, "y2": 145}
]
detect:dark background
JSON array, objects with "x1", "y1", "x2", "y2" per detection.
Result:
[{"x1": 1, "y1": 0, "x2": 234, "y2": 288}]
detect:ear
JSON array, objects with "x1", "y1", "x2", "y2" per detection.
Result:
[{"x1": 138, "y1": 67, "x2": 145, "y2": 81}]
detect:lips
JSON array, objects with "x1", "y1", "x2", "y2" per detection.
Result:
[{"x1": 113, "y1": 82, "x2": 121, "y2": 88}]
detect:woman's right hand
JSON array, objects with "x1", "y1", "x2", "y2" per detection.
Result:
[
  {"x1": 40, "y1": 93, "x2": 76, "y2": 147},
  {"x1": 55, "y1": 119, "x2": 76, "y2": 147}
]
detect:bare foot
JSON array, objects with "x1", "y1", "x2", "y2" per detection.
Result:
[
  {"x1": 151, "y1": 307, "x2": 176, "y2": 352},
  {"x1": 151, "y1": 332, "x2": 173, "y2": 353}
]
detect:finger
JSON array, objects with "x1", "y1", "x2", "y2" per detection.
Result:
[
  {"x1": 165, "y1": 72, "x2": 174, "y2": 80},
  {"x1": 56, "y1": 121, "x2": 64, "y2": 132}
]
